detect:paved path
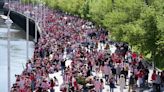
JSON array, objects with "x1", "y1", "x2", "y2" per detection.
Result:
[
  {"x1": 49, "y1": 66, "x2": 164, "y2": 92},
  {"x1": 47, "y1": 44, "x2": 164, "y2": 92}
]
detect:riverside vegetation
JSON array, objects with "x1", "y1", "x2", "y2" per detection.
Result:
[{"x1": 22, "y1": 0, "x2": 164, "y2": 69}]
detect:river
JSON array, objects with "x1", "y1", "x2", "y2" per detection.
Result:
[{"x1": 0, "y1": 17, "x2": 34, "y2": 92}]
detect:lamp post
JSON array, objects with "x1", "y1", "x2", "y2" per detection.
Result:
[
  {"x1": 5, "y1": 17, "x2": 13, "y2": 92},
  {"x1": 38, "y1": 2, "x2": 43, "y2": 38},
  {"x1": 25, "y1": 10, "x2": 30, "y2": 61},
  {"x1": 43, "y1": 2, "x2": 45, "y2": 29},
  {"x1": 39, "y1": 3, "x2": 43, "y2": 30},
  {"x1": 34, "y1": 6, "x2": 38, "y2": 42},
  {"x1": 153, "y1": 29, "x2": 156, "y2": 69}
]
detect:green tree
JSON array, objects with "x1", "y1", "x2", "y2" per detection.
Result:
[{"x1": 26, "y1": 0, "x2": 164, "y2": 69}]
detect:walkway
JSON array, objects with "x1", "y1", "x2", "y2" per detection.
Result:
[
  {"x1": 49, "y1": 45, "x2": 164, "y2": 92},
  {"x1": 5, "y1": 2, "x2": 164, "y2": 92}
]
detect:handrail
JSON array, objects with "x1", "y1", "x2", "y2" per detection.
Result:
[{"x1": 8, "y1": 9, "x2": 42, "y2": 35}]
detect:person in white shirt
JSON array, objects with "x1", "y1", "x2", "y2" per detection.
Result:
[{"x1": 119, "y1": 74, "x2": 125, "y2": 92}]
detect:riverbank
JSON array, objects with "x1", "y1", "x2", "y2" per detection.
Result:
[{"x1": 0, "y1": 17, "x2": 35, "y2": 92}]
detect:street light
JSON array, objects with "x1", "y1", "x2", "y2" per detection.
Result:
[
  {"x1": 43, "y1": 2, "x2": 46, "y2": 29},
  {"x1": 34, "y1": 6, "x2": 38, "y2": 42},
  {"x1": 5, "y1": 17, "x2": 13, "y2": 92},
  {"x1": 38, "y1": 1, "x2": 45, "y2": 30},
  {"x1": 153, "y1": 29, "x2": 156, "y2": 69},
  {"x1": 37, "y1": 1, "x2": 44, "y2": 39},
  {"x1": 39, "y1": 3, "x2": 43, "y2": 29},
  {"x1": 24, "y1": 10, "x2": 30, "y2": 61}
]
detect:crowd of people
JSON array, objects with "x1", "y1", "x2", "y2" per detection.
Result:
[{"x1": 4, "y1": 2, "x2": 164, "y2": 92}]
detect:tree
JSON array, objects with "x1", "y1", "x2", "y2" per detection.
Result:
[{"x1": 26, "y1": 0, "x2": 164, "y2": 69}]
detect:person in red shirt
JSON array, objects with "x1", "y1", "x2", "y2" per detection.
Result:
[
  {"x1": 151, "y1": 70, "x2": 157, "y2": 91},
  {"x1": 30, "y1": 73, "x2": 35, "y2": 91},
  {"x1": 50, "y1": 79, "x2": 55, "y2": 92},
  {"x1": 100, "y1": 79, "x2": 104, "y2": 92},
  {"x1": 152, "y1": 70, "x2": 157, "y2": 82},
  {"x1": 137, "y1": 69, "x2": 144, "y2": 87},
  {"x1": 132, "y1": 52, "x2": 137, "y2": 60},
  {"x1": 132, "y1": 59, "x2": 137, "y2": 66}
]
